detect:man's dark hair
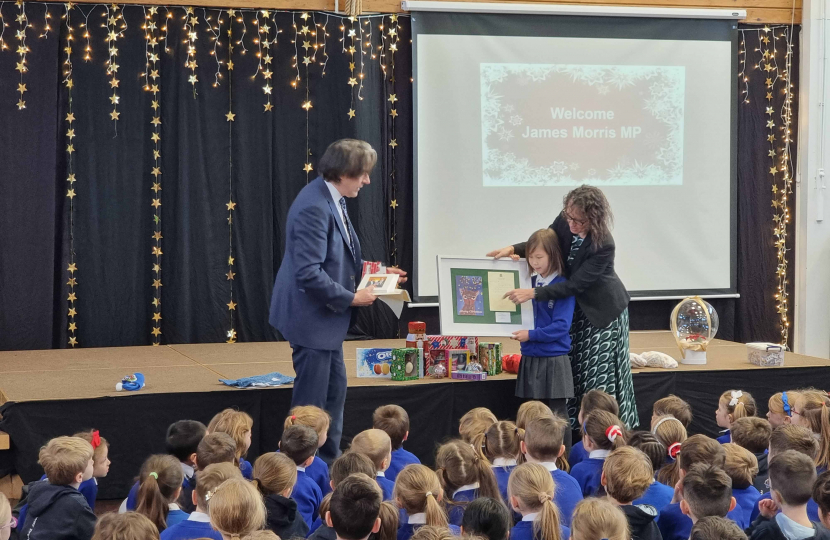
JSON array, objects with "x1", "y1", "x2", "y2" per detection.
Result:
[
  {"x1": 319, "y1": 139, "x2": 377, "y2": 183},
  {"x1": 690, "y1": 516, "x2": 747, "y2": 540},
  {"x1": 281, "y1": 425, "x2": 319, "y2": 465},
  {"x1": 682, "y1": 464, "x2": 733, "y2": 519},
  {"x1": 166, "y1": 420, "x2": 207, "y2": 462},
  {"x1": 329, "y1": 473, "x2": 382, "y2": 540},
  {"x1": 461, "y1": 497, "x2": 510, "y2": 540}
]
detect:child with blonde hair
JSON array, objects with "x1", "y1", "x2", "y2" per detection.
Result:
[
  {"x1": 652, "y1": 396, "x2": 693, "y2": 429},
  {"x1": 570, "y1": 389, "x2": 620, "y2": 468},
  {"x1": 515, "y1": 401, "x2": 560, "y2": 469},
  {"x1": 209, "y1": 477, "x2": 267, "y2": 540},
  {"x1": 435, "y1": 440, "x2": 502, "y2": 526},
  {"x1": 18, "y1": 436, "x2": 96, "y2": 540},
  {"x1": 731, "y1": 417, "x2": 772, "y2": 493},
  {"x1": 508, "y1": 463, "x2": 569, "y2": 540},
  {"x1": 652, "y1": 415, "x2": 687, "y2": 488},
  {"x1": 600, "y1": 447, "x2": 661, "y2": 540},
  {"x1": 0, "y1": 493, "x2": 12, "y2": 540},
  {"x1": 92, "y1": 513, "x2": 160, "y2": 540},
  {"x1": 135, "y1": 454, "x2": 188, "y2": 532},
  {"x1": 722, "y1": 443, "x2": 760, "y2": 526},
  {"x1": 373, "y1": 405, "x2": 421, "y2": 482},
  {"x1": 372, "y1": 500, "x2": 399, "y2": 540},
  {"x1": 208, "y1": 409, "x2": 254, "y2": 479},
  {"x1": 351, "y1": 429, "x2": 395, "y2": 500},
  {"x1": 73, "y1": 429, "x2": 110, "y2": 510},
  {"x1": 521, "y1": 416, "x2": 583, "y2": 527},
  {"x1": 161, "y1": 462, "x2": 241, "y2": 540},
  {"x1": 792, "y1": 389, "x2": 830, "y2": 472},
  {"x1": 716, "y1": 390, "x2": 757, "y2": 444},
  {"x1": 628, "y1": 432, "x2": 674, "y2": 511},
  {"x1": 570, "y1": 410, "x2": 626, "y2": 497},
  {"x1": 252, "y1": 452, "x2": 309, "y2": 540},
  {"x1": 281, "y1": 425, "x2": 322, "y2": 528},
  {"x1": 767, "y1": 391, "x2": 797, "y2": 429},
  {"x1": 570, "y1": 498, "x2": 630, "y2": 540},
  {"x1": 459, "y1": 408, "x2": 498, "y2": 445},
  {"x1": 395, "y1": 464, "x2": 459, "y2": 540},
  {"x1": 475, "y1": 420, "x2": 521, "y2": 502},
  {"x1": 689, "y1": 516, "x2": 747, "y2": 540},
  {"x1": 286, "y1": 405, "x2": 332, "y2": 495}
]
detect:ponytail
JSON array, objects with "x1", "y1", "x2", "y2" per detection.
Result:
[
  {"x1": 135, "y1": 455, "x2": 183, "y2": 532},
  {"x1": 720, "y1": 390, "x2": 757, "y2": 424},
  {"x1": 795, "y1": 390, "x2": 830, "y2": 469},
  {"x1": 472, "y1": 453, "x2": 502, "y2": 501},
  {"x1": 536, "y1": 496, "x2": 562, "y2": 540},
  {"x1": 509, "y1": 463, "x2": 560, "y2": 540},
  {"x1": 582, "y1": 411, "x2": 627, "y2": 451},
  {"x1": 657, "y1": 460, "x2": 681, "y2": 488},
  {"x1": 423, "y1": 490, "x2": 448, "y2": 527},
  {"x1": 733, "y1": 401, "x2": 747, "y2": 420},
  {"x1": 819, "y1": 402, "x2": 830, "y2": 470},
  {"x1": 471, "y1": 431, "x2": 488, "y2": 463},
  {"x1": 394, "y1": 464, "x2": 449, "y2": 527}
]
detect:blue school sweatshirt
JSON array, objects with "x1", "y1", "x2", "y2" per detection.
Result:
[
  {"x1": 291, "y1": 468, "x2": 323, "y2": 529},
  {"x1": 569, "y1": 441, "x2": 587, "y2": 468},
  {"x1": 633, "y1": 481, "x2": 674, "y2": 515},
  {"x1": 397, "y1": 515, "x2": 461, "y2": 540},
  {"x1": 749, "y1": 492, "x2": 820, "y2": 523},
  {"x1": 538, "y1": 463, "x2": 583, "y2": 528},
  {"x1": 520, "y1": 275, "x2": 575, "y2": 358},
  {"x1": 377, "y1": 473, "x2": 395, "y2": 501},
  {"x1": 306, "y1": 456, "x2": 332, "y2": 497},
  {"x1": 492, "y1": 459, "x2": 517, "y2": 503},
  {"x1": 510, "y1": 519, "x2": 570, "y2": 540},
  {"x1": 126, "y1": 472, "x2": 193, "y2": 511},
  {"x1": 166, "y1": 505, "x2": 190, "y2": 529},
  {"x1": 717, "y1": 431, "x2": 731, "y2": 444},
  {"x1": 160, "y1": 512, "x2": 223, "y2": 540},
  {"x1": 447, "y1": 486, "x2": 480, "y2": 526},
  {"x1": 733, "y1": 485, "x2": 762, "y2": 525},
  {"x1": 570, "y1": 455, "x2": 606, "y2": 497},
  {"x1": 656, "y1": 502, "x2": 746, "y2": 540},
  {"x1": 387, "y1": 447, "x2": 421, "y2": 483}
]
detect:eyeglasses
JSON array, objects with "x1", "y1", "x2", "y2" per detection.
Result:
[{"x1": 562, "y1": 210, "x2": 587, "y2": 225}]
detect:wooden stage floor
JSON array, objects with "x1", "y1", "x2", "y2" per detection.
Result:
[{"x1": 1, "y1": 331, "x2": 828, "y2": 404}]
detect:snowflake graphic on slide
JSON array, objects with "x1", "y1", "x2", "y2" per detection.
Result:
[
  {"x1": 552, "y1": 161, "x2": 568, "y2": 175},
  {"x1": 569, "y1": 163, "x2": 580, "y2": 171},
  {"x1": 510, "y1": 115, "x2": 523, "y2": 126}
]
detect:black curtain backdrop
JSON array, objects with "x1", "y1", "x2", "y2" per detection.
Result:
[{"x1": 0, "y1": 8, "x2": 797, "y2": 351}]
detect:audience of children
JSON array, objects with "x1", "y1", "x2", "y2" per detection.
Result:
[
  {"x1": 716, "y1": 390, "x2": 757, "y2": 444},
  {"x1": 351, "y1": 429, "x2": 396, "y2": 500},
  {"x1": 373, "y1": 405, "x2": 421, "y2": 483},
  {"x1": 600, "y1": 447, "x2": 661, "y2": 540},
  {"x1": 18, "y1": 387, "x2": 830, "y2": 540}
]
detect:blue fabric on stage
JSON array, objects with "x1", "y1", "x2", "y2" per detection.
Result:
[
  {"x1": 307, "y1": 456, "x2": 332, "y2": 496},
  {"x1": 219, "y1": 372, "x2": 295, "y2": 388},
  {"x1": 569, "y1": 441, "x2": 587, "y2": 468},
  {"x1": 570, "y1": 458, "x2": 605, "y2": 497},
  {"x1": 160, "y1": 518, "x2": 223, "y2": 540},
  {"x1": 386, "y1": 447, "x2": 420, "y2": 483},
  {"x1": 291, "y1": 469, "x2": 323, "y2": 529},
  {"x1": 510, "y1": 520, "x2": 570, "y2": 540},
  {"x1": 633, "y1": 481, "x2": 674, "y2": 516}
]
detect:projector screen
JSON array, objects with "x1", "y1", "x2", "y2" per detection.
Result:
[{"x1": 412, "y1": 13, "x2": 737, "y2": 301}]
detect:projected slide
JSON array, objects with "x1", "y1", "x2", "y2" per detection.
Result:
[{"x1": 481, "y1": 64, "x2": 685, "y2": 186}]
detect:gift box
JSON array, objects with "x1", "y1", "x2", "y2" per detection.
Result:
[
  {"x1": 426, "y1": 349, "x2": 450, "y2": 378},
  {"x1": 356, "y1": 348, "x2": 394, "y2": 378},
  {"x1": 391, "y1": 348, "x2": 421, "y2": 381},
  {"x1": 747, "y1": 342, "x2": 785, "y2": 367},
  {"x1": 427, "y1": 336, "x2": 478, "y2": 372},
  {"x1": 447, "y1": 349, "x2": 470, "y2": 372},
  {"x1": 451, "y1": 370, "x2": 487, "y2": 381},
  {"x1": 478, "y1": 343, "x2": 503, "y2": 376}
]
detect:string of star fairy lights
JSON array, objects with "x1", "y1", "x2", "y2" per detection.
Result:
[
  {"x1": 258, "y1": 10, "x2": 274, "y2": 111},
  {"x1": 226, "y1": 13, "x2": 237, "y2": 344},
  {"x1": 296, "y1": 12, "x2": 313, "y2": 178},
  {"x1": 145, "y1": 5, "x2": 163, "y2": 344},
  {"x1": 63, "y1": 2, "x2": 79, "y2": 346},
  {"x1": 184, "y1": 6, "x2": 197, "y2": 94},
  {"x1": 343, "y1": 16, "x2": 356, "y2": 120},
  {"x1": 386, "y1": 14, "x2": 400, "y2": 266},
  {"x1": 15, "y1": 0, "x2": 28, "y2": 109},
  {"x1": 106, "y1": 4, "x2": 121, "y2": 125}
]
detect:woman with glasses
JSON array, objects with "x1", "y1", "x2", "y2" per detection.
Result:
[{"x1": 487, "y1": 185, "x2": 637, "y2": 430}]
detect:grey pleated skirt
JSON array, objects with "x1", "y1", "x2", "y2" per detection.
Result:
[{"x1": 515, "y1": 354, "x2": 575, "y2": 399}]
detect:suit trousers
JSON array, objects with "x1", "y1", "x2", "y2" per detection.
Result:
[{"x1": 290, "y1": 343, "x2": 347, "y2": 464}]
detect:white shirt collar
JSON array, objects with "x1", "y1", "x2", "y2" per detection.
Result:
[
  {"x1": 535, "y1": 272, "x2": 558, "y2": 288},
  {"x1": 492, "y1": 458, "x2": 517, "y2": 467},
  {"x1": 168, "y1": 503, "x2": 181, "y2": 511},
  {"x1": 181, "y1": 463, "x2": 195, "y2": 479},
  {"x1": 377, "y1": 471, "x2": 385, "y2": 478},
  {"x1": 297, "y1": 466, "x2": 306, "y2": 472},
  {"x1": 453, "y1": 482, "x2": 479, "y2": 497},
  {"x1": 188, "y1": 511, "x2": 211, "y2": 523},
  {"x1": 94, "y1": 478, "x2": 98, "y2": 485},
  {"x1": 589, "y1": 449, "x2": 611, "y2": 459},
  {"x1": 775, "y1": 513, "x2": 815, "y2": 540},
  {"x1": 522, "y1": 513, "x2": 540, "y2": 522},
  {"x1": 539, "y1": 461, "x2": 558, "y2": 472},
  {"x1": 325, "y1": 179, "x2": 344, "y2": 205},
  {"x1": 407, "y1": 513, "x2": 427, "y2": 525}
]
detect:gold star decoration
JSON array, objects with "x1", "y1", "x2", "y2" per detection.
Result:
[
  {"x1": 151, "y1": 117, "x2": 161, "y2": 126},
  {"x1": 768, "y1": 134, "x2": 776, "y2": 142},
  {"x1": 348, "y1": 77, "x2": 357, "y2": 87},
  {"x1": 304, "y1": 163, "x2": 313, "y2": 172},
  {"x1": 67, "y1": 144, "x2": 75, "y2": 154},
  {"x1": 67, "y1": 189, "x2": 76, "y2": 199},
  {"x1": 151, "y1": 133, "x2": 161, "y2": 142},
  {"x1": 152, "y1": 231, "x2": 163, "y2": 240},
  {"x1": 68, "y1": 292, "x2": 77, "y2": 301},
  {"x1": 67, "y1": 263, "x2": 77, "y2": 273},
  {"x1": 226, "y1": 111, "x2": 236, "y2": 122},
  {"x1": 109, "y1": 78, "x2": 120, "y2": 88},
  {"x1": 69, "y1": 336, "x2": 78, "y2": 346},
  {"x1": 389, "y1": 139, "x2": 397, "y2": 148},
  {"x1": 766, "y1": 107, "x2": 774, "y2": 115},
  {"x1": 68, "y1": 322, "x2": 77, "y2": 331},
  {"x1": 227, "y1": 300, "x2": 237, "y2": 310},
  {"x1": 347, "y1": 109, "x2": 356, "y2": 119},
  {"x1": 263, "y1": 84, "x2": 272, "y2": 95},
  {"x1": 227, "y1": 60, "x2": 234, "y2": 71},
  {"x1": 68, "y1": 307, "x2": 77, "y2": 317},
  {"x1": 152, "y1": 246, "x2": 163, "y2": 256},
  {"x1": 17, "y1": 99, "x2": 26, "y2": 110},
  {"x1": 772, "y1": 184, "x2": 779, "y2": 193},
  {"x1": 151, "y1": 327, "x2": 162, "y2": 336},
  {"x1": 264, "y1": 102, "x2": 274, "y2": 112},
  {"x1": 109, "y1": 94, "x2": 119, "y2": 104},
  {"x1": 188, "y1": 74, "x2": 198, "y2": 84},
  {"x1": 67, "y1": 277, "x2": 77, "y2": 286},
  {"x1": 766, "y1": 92, "x2": 773, "y2": 100},
  {"x1": 228, "y1": 256, "x2": 235, "y2": 265},
  {"x1": 388, "y1": 94, "x2": 398, "y2": 103},
  {"x1": 152, "y1": 298, "x2": 160, "y2": 307},
  {"x1": 152, "y1": 183, "x2": 161, "y2": 192},
  {"x1": 226, "y1": 201, "x2": 237, "y2": 210},
  {"x1": 153, "y1": 313, "x2": 162, "y2": 321},
  {"x1": 767, "y1": 120, "x2": 775, "y2": 128},
  {"x1": 390, "y1": 199, "x2": 398, "y2": 209},
  {"x1": 226, "y1": 270, "x2": 235, "y2": 280},
  {"x1": 770, "y1": 166, "x2": 778, "y2": 174},
  {"x1": 152, "y1": 167, "x2": 162, "y2": 177},
  {"x1": 302, "y1": 101, "x2": 312, "y2": 111},
  {"x1": 153, "y1": 279, "x2": 162, "y2": 288},
  {"x1": 390, "y1": 109, "x2": 398, "y2": 118},
  {"x1": 110, "y1": 110, "x2": 120, "y2": 121},
  {"x1": 18, "y1": 83, "x2": 26, "y2": 93},
  {"x1": 769, "y1": 149, "x2": 776, "y2": 157},
  {"x1": 66, "y1": 113, "x2": 75, "y2": 123},
  {"x1": 151, "y1": 198, "x2": 161, "y2": 208},
  {"x1": 67, "y1": 173, "x2": 76, "y2": 183}
]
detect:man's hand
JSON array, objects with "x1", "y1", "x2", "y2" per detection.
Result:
[
  {"x1": 486, "y1": 246, "x2": 515, "y2": 260},
  {"x1": 758, "y1": 498, "x2": 779, "y2": 519},
  {"x1": 386, "y1": 266, "x2": 408, "y2": 284},
  {"x1": 511, "y1": 330, "x2": 530, "y2": 342},
  {"x1": 352, "y1": 285, "x2": 377, "y2": 306},
  {"x1": 504, "y1": 288, "x2": 535, "y2": 304}
]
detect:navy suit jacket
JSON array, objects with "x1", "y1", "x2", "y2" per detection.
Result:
[{"x1": 269, "y1": 177, "x2": 363, "y2": 350}]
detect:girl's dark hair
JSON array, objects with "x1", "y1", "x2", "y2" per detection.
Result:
[
  {"x1": 461, "y1": 497, "x2": 511, "y2": 540},
  {"x1": 524, "y1": 229, "x2": 563, "y2": 278},
  {"x1": 563, "y1": 185, "x2": 614, "y2": 249},
  {"x1": 627, "y1": 431, "x2": 666, "y2": 474}
]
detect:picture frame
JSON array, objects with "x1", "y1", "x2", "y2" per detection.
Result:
[
  {"x1": 436, "y1": 256, "x2": 535, "y2": 337},
  {"x1": 357, "y1": 273, "x2": 400, "y2": 295}
]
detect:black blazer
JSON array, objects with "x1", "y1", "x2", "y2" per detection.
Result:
[{"x1": 514, "y1": 214, "x2": 629, "y2": 329}]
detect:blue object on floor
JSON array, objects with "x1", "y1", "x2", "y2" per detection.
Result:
[{"x1": 220, "y1": 372, "x2": 295, "y2": 388}]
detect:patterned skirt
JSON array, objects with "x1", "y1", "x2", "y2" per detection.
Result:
[{"x1": 566, "y1": 306, "x2": 639, "y2": 429}]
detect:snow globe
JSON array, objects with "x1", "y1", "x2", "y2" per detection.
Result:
[{"x1": 670, "y1": 297, "x2": 719, "y2": 365}]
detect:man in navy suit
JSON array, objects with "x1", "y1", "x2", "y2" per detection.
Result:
[{"x1": 269, "y1": 139, "x2": 405, "y2": 464}]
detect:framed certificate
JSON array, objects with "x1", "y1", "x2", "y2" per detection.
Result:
[
  {"x1": 436, "y1": 256, "x2": 535, "y2": 337},
  {"x1": 357, "y1": 273, "x2": 400, "y2": 295}
]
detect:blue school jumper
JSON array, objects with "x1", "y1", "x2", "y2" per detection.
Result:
[
  {"x1": 447, "y1": 485, "x2": 480, "y2": 526},
  {"x1": 126, "y1": 471, "x2": 193, "y2": 511},
  {"x1": 292, "y1": 468, "x2": 323, "y2": 529},
  {"x1": 166, "y1": 504, "x2": 190, "y2": 529},
  {"x1": 717, "y1": 431, "x2": 731, "y2": 444},
  {"x1": 492, "y1": 459, "x2": 517, "y2": 503},
  {"x1": 733, "y1": 485, "x2": 762, "y2": 525},
  {"x1": 520, "y1": 274, "x2": 575, "y2": 358},
  {"x1": 633, "y1": 481, "x2": 674, "y2": 516},
  {"x1": 387, "y1": 447, "x2": 421, "y2": 483},
  {"x1": 510, "y1": 518, "x2": 570, "y2": 540},
  {"x1": 397, "y1": 514, "x2": 461, "y2": 540},
  {"x1": 160, "y1": 512, "x2": 223, "y2": 540},
  {"x1": 538, "y1": 463, "x2": 583, "y2": 528},
  {"x1": 569, "y1": 441, "x2": 587, "y2": 468},
  {"x1": 306, "y1": 456, "x2": 332, "y2": 496},
  {"x1": 377, "y1": 473, "x2": 395, "y2": 501},
  {"x1": 657, "y1": 502, "x2": 746, "y2": 540},
  {"x1": 749, "y1": 492, "x2": 820, "y2": 523},
  {"x1": 569, "y1": 451, "x2": 609, "y2": 497}
]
